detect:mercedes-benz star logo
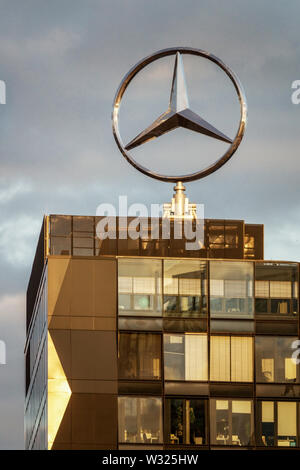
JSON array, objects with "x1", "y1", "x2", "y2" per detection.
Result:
[
  {"x1": 126, "y1": 52, "x2": 232, "y2": 151},
  {"x1": 112, "y1": 47, "x2": 247, "y2": 183}
]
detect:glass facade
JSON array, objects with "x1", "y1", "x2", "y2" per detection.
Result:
[
  {"x1": 25, "y1": 272, "x2": 47, "y2": 450},
  {"x1": 118, "y1": 397, "x2": 163, "y2": 444},
  {"x1": 116, "y1": 257, "x2": 300, "y2": 448},
  {"x1": 48, "y1": 215, "x2": 264, "y2": 260}
]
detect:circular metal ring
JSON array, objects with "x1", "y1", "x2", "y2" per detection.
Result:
[{"x1": 112, "y1": 47, "x2": 247, "y2": 183}]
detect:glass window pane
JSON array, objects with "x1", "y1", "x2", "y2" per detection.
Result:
[
  {"x1": 211, "y1": 336, "x2": 253, "y2": 382},
  {"x1": 270, "y1": 281, "x2": 292, "y2": 298},
  {"x1": 185, "y1": 334, "x2": 208, "y2": 381},
  {"x1": 188, "y1": 399, "x2": 206, "y2": 445},
  {"x1": 261, "y1": 401, "x2": 275, "y2": 447},
  {"x1": 277, "y1": 402, "x2": 297, "y2": 446},
  {"x1": 210, "y1": 336, "x2": 230, "y2": 381},
  {"x1": 73, "y1": 216, "x2": 94, "y2": 233},
  {"x1": 232, "y1": 400, "x2": 252, "y2": 446},
  {"x1": 166, "y1": 399, "x2": 184, "y2": 444},
  {"x1": 164, "y1": 260, "x2": 207, "y2": 318},
  {"x1": 255, "y1": 336, "x2": 298, "y2": 383},
  {"x1": 50, "y1": 236, "x2": 71, "y2": 255},
  {"x1": 210, "y1": 261, "x2": 254, "y2": 319},
  {"x1": 255, "y1": 298, "x2": 268, "y2": 313},
  {"x1": 231, "y1": 337, "x2": 253, "y2": 382},
  {"x1": 164, "y1": 334, "x2": 184, "y2": 380},
  {"x1": 255, "y1": 281, "x2": 269, "y2": 298},
  {"x1": 165, "y1": 399, "x2": 206, "y2": 446},
  {"x1": 118, "y1": 397, "x2": 162, "y2": 444},
  {"x1": 259, "y1": 401, "x2": 298, "y2": 447},
  {"x1": 50, "y1": 215, "x2": 71, "y2": 236},
  {"x1": 164, "y1": 333, "x2": 208, "y2": 381},
  {"x1": 73, "y1": 237, "x2": 94, "y2": 248},
  {"x1": 118, "y1": 259, "x2": 162, "y2": 317},
  {"x1": 244, "y1": 224, "x2": 264, "y2": 259},
  {"x1": 213, "y1": 399, "x2": 229, "y2": 445},
  {"x1": 118, "y1": 333, "x2": 161, "y2": 380},
  {"x1": 262, "y1": 401, "x2": 274, "y2": 422},
  {"x1": 270, "y1": 299, "x2": 290, "y2": 315},
  {"x1": 134, "y1": 294, "x2": 152, "y2": 311},
  {"x1": 119, "y1": 294, "x2": 131, "y2": 310},
  {"x1": 95, "y1": 216, "x2": 117, "y2": 255},
  {"x1": 225, "y1": 280, "x2": 247, "y2": 297},
  {"x1": 255, "y1": 263, "x2": 298, "y2": 318},
  {"x1": 210, "y1": 280, "x2": 224, "y2": 296},
  {"x1": 211, "y1": 399, "x2": 253, "y2": 446}
]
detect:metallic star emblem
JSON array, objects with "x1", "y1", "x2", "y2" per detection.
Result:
[{"x1": 125, "y1": 52, "x2": 232, "y2": 151}]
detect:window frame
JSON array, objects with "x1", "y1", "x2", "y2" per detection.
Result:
[
  {"x1": 210, "y1": 398, "x2": 254, "y2": 447},
  {"x1": 257, "y1": 400, "x2": 299, "y2": 448},
  {"x1": 118, "y1": 332, "x2": 162, "y2": 381},
  {"x1": 164, "y1": 397, "x2": 208, "y2": 446},
  {"x1": 210, "y1": 334, "x2": 254, "y2": 383}
]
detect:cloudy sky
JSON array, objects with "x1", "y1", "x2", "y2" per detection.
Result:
[{"x1": 0, "y1": 0, "x2": 300, "y2": 449}]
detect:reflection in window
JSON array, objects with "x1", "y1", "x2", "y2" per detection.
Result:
[
  {"x1": 73, "y1": 215, "x2": 94, "y2": 233},
  {"x1": 49, "y1": 215, "x2": 97, "y2": 256},
  {"x1": 259, "y1": 401, "x2": 297, "y2": 447},
  {"x1": 118, "y1": 259, "x2": 162, "y2": 316},
  {"x1": 210, "y1": 336, "x2": 253, "y2": 382},
  {"x1": 244, "y1": 224, "x2": 264, "y2": 260},
  {"x1": 50, "y1": 237, "x2": 71, "y2": 255},
  {"x1": 165, "y1": 399, "x2": 206, "y2": 445},
  {"x1": 255, "y1": 336, "x2": 298, "y2": 383},
  {"x1": 163, "y1": 260, "x2": 207, "y2": 317},
  {"x1": 210, "y1": 261, "x2": 254, "y2": 319},
  {"x1": 255, "y1": 263, "x2": 298, "y2": 317},
  {"x1": 50, "y1": 215, "x2": 72, "y2": 237},
  {"x1": 73, "y1": 216, "x2": 94, "y2": 255},
  {"x1": 244, "y1": 234, "x2": 255, "y2": 259},
  {"x1": 211, "y1": 399, "x2": 253, "y2": 446},
  {"x1": 164, "y1": 333, "x2": 208, "y2": 381},
  {"x1": 208, "y1": 224, "x2": 225, "y2": 249},
  {"x1": 207, "y1": 223, "x2": 240, "y2": 251},
  {"x1": 118, "y1": 397, "x2": 162, "y2": 444},
  {"x1": 118, "y1": 333, "x2": 161, "y2": 380}
]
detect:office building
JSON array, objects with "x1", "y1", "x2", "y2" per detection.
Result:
[{"x1": 25, "y1": 214, "x2": 300, "y2": 449}]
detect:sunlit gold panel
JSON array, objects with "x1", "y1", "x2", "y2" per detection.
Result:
[{"x1": 48, "y1": 332, "x2": 71, "y2": 450}]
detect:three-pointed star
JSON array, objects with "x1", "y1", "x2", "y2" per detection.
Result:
[{"x1": 125, "y1": 52, "x2": 233, "y2": 151}]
